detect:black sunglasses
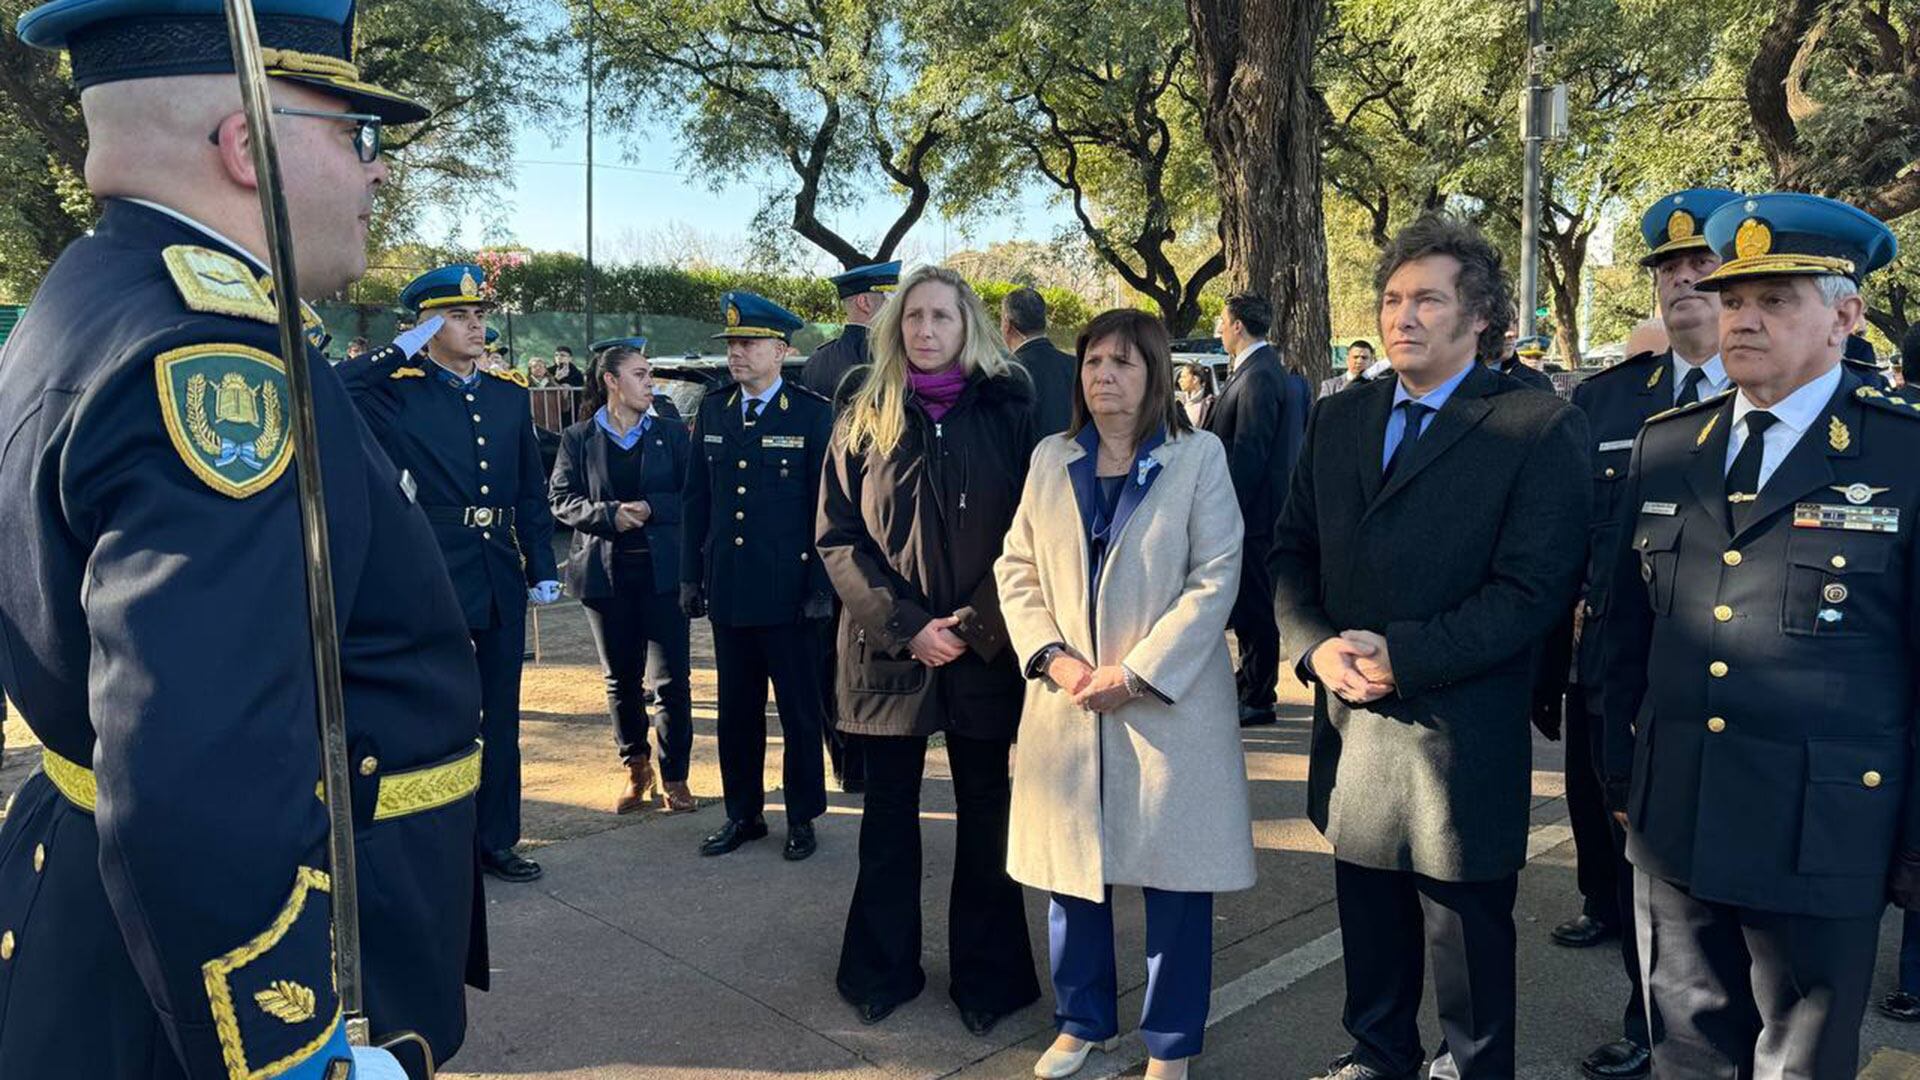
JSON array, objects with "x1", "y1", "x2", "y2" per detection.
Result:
[{"x1": 206, "y1": 107, "x2": 384, "y2": 164}]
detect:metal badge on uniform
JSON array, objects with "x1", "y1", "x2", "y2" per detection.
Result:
[
  {"x1": 1598, "y1": 439, "x2": 1635, "y2": 453},
  {"x1": 1792, "y1": 502, "x2": 1900, "y2": 532},
  {"x1": 762, "y1": 435, "x2": 805, "y2": 448},
  {"x1": 1640, "y1": 501, "x2": 1678, "y2": 516},
  {"x1": 1831, "y1": 483, "x2": 1889, "y2": 505},
  {"x1": 704, "y1": 434, "x2": 725, "y2": 444},
  {"x1": 399, "y1": 469, "x2": 418, "y2": 504}
]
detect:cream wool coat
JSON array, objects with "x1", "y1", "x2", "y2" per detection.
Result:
[{"x1": 995, "y1": 427, "x2": 1256, "y2": 902}]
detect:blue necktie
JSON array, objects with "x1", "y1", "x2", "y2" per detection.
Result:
[{"x1": 1383, "y1": 401, "x2": 1433, "y2": 482}]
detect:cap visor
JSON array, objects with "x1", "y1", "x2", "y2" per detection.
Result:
[
  {"x1": 1638, "y1": 235, "x2": 1711, "y2": 268},
  {"x1": 711, "y1": 328, "x2": 788, "y2": 340}
]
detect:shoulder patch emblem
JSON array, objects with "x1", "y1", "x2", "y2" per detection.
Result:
[
  {"x1": 162, "y1": 246, "x2": 275, "y2": 323},
  {"x1": 154, "y1": 344, "x2": 294, "y2": 499},
  {"x1": 1856, "y1": 385, "x2": 1920, "y2": 417},
  {"x1": 485, "y1": 367, "x2": 528, "y2": 387}
]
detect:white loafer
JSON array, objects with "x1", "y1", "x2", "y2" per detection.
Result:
[{"x1": 1034, "y1": 1035, "x2": 1121, "y2": 1079}]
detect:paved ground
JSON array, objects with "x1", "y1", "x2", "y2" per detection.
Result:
[{"x1": 3, "y1": 596, "x2": 1916, "y2": 1077}]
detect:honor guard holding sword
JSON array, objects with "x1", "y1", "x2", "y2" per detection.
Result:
[
  {"x1": 1601, "y1": 192, "x2": 1920, "y2": 1078},
  {"x1": 682, "y1": 292, "x2": 835, "y2": 861},
  {"x1": 338, "y1": 263, "x2": 560, "y2": 885},
  {"x1": 0, "y1": 0, "x2": 486, "y2": 1076}
]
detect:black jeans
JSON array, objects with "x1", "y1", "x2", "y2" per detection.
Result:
[
  {"x1": 581, "y1": 551, "x2": 693, "y2": 782},
  {"x1": 836, "y1": 732, "x2": 1040, "y2": 1015}
]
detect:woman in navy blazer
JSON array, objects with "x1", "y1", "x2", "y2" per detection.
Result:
[{"x1": 550, "y1": 344, "x2": 700, "y2": 814}]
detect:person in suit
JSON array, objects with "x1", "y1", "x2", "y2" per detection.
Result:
[
  {"x1": 339, "y1": 263, "x2": 562, "y2": 885},
  {"x1": 1554, "y1": 186, "x2": 1741, "y2": 1080},
  {"x1": 1599, "y1": 192, "x2": 1920, "y2": 1079},
  {"x1": 1001, "y1": 286, "x2": 1078, "y2": 435},
  {"x1": 996, "y1": 309, "x2": 1254, "y2": 1080},
  {"x1": 1204, "y1": 292, "x2": 1309, "y2": 727},
  {"x1": 1495, "y1": 329, "x2": 1557, "y2": 392},
  {"x1": 817, "y1": 265, "x2": 1041, "y2": 1035},
  {"x1": 799, "y1": 261, "x2": 898, "y2": 404},
  {"x1": 682, "y1": 292, "x2": 836, "y2": 861},
  {"x1": 0, "y1": 2, "x2": 483, "y2": 1074},
  {"x1": 549, "y1": 343, "x2": 700, "y2": 816},
  {"x1": 1320, "y1": 339, "x2": 1378, "y2": 398},
  {"x1": 1270, "y1": 212, "x2": 1590, "y2": 1080}
]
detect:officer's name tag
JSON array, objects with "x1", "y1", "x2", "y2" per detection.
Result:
[
  {"x1": 1598, "y1": 439, "x2": 1635, "y2": 453},
  {"x1": 762, "y1": 435, "x2": 805, "y2": 448},
  {"x1": 399, "y1": 469, "x2": 418, "y2": 504},
  {"x1": 1793, "y1": 502, "x2": 1900, "y2": 533},
  {"x1": 1640, "y1": 501, "x2": 1678, "y2": 516},
  {"x1": 704, "y1": 434, "x2": 725, "y2": 444}
]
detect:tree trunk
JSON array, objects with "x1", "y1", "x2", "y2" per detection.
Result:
[{"x1": 1186, "y1": 0, "x2": 1331, "y2": 370}]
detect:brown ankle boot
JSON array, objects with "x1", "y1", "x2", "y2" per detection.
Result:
[
  {"x1": 660, "y1": 780, "x2": 699, "y2": 814},
  {"x1": 614, "y1": 757, "x2": 656, "y2": 815}
]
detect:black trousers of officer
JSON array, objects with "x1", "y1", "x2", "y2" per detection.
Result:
[
  {"x1": 1335, "y1": 860, "x2": 1518, "y2": 1079},
  {"x1": 710, "y1": 620, "x2": 827, "y2": 824},
  {"x1": 1228, "y1": 532, "x2": 1281, "y2": 716},
  {"x1": 1635, "y1": 870, "x2": 1880, "y2": 1080},
  {"x1": 473, "y1": 603, "x2": 527, "y2": 853},
  {"x1": 581, "y1": 550, "x2": 694, "y2": 782},
  {"x1": 836, "y1": 732, "x2": 1040, "y2": 1015},
  {"x1": 1569, "y1": 686, "x2": 1648, "y2": 1046}
]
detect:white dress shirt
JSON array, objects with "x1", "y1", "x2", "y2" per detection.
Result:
[
  {"x1": 1725, "y1": 363, "x2": 1845, "y2": 488},
  {"x1": 1671, "y1": 352, "x2": 1730, "y2": 403}
]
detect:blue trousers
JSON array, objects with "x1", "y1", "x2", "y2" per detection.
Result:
[
  {"x1": 1048, "y1": 887, "x2": 1213, "y2": 1060},
  {"x1": 472, "y1": 607, "x2": 526, "y2": 853},
  {"x1": 1901, "y1": 908, "x2": 1920, "y2": 994}
]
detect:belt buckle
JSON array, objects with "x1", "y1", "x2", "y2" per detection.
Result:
[{"x1": 472, "y1": 507, "x2": 496, "y2": 528}]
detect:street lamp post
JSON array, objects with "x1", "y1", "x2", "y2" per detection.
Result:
[
  {"x1": 1519, "y1": 0, "x2": 1544, "y2": 341},
  {"x1": 584, "y1": 0, "x2": 596, "y2": 344}
]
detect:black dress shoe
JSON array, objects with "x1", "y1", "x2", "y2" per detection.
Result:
[
  {"x1": 699, "y1": 816, "x2": 768, "y2": 856},
  {"x1": 1238, "y1": 705, "x2": 1277, "y2": 727},
  {"x1": 959, "y1": 1007, "x2": 1004, "y2": 1036},
  {"x1": 1579, "y1": 1039, "x2": 1650, "y2": 1079},
  {"x1": 1312, "y1": 1053, "x2": 1417, "y2": 1080},
  {"x1": 481, "y1": 848, "x2": 543, "y2": 883},
  {"x1": 854, "y1": 999, "x2": 896, "y2": 1025},
  {"x1": 1879, "y1": 990, "x2": 1920, "y2": 1022},
  {"x1": 783, "y1": 820, "x2": 817, "y2": 861},
  {"x1": 1550, "y1": 913, "x2": 1617, "y2": 948}
]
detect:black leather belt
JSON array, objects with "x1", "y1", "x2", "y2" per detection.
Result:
[{"x1": 422, "y1": 505, "x2": 516, "y2": 528}]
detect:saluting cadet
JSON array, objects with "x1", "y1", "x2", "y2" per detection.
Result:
[
  {"x1": 1601, "y1": 192, "x2": 1920, "y2": 1078},
  {"x1": 1559, "y1": 186, "x2": 1740, "y2": 1080},
  {"x1": 798, "y1": 261, "x2": 898, "y2": 403},
  {"x1": 339, "y1": 263, "x2": 560, "y2": 885},
  {"x1": 0, "y1": 1, "x2": 485, "y2": 1076},
  {"x1": 681, "y1": 292, "x2": 836, "y2": 860}
]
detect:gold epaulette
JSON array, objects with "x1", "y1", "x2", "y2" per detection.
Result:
[
  {"x1": 162, "y1": 245, "x2": 275, "y2": 323},
  {"x1": 1646, "y1": 387, "x2": 1733, "y2": 425},
  {"x1": 485, "y1": 367, "x2": 528, "y2": 388},
  {"x1": 1854, "y1": 384, "x2": 1920, "y2": 418},
  {"x1": 390, "y1": 367, "x2": 426, "y2": 380}
]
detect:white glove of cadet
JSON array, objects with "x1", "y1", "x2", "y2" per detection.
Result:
[
  {"x1": 528, "y1": 580, "x2": 562, "y2": 605},
  {"x1": 392, "y1": 315, "x2": 444, "y2": 358},
  {"x1": 350, "y1": 1046, "x2": 409, "y2": 1080}
]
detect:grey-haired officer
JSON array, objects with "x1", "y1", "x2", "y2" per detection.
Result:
[
  {"x1": 339, "y1": 262, "x2": 560, "y2": 885},
  {"x1": 0, "y1": 0, "x2": 484, "y2": 1076},
  {"x1": 682, "y1": 292, "x2": 835, "y2": 860},
  {"x1": 1601, "y1": 192, "x2": 1920, "y2": 1078}
]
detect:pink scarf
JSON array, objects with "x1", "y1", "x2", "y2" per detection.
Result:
[{"x1": 907, "y1": 366, "x2": 969, "y2": 420}]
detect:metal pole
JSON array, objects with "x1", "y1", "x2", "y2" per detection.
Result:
[
  {"x1": 584, "y1": 0, "x2": 596, "y2": 344},
  {"x1": 1519, "y1": 0, "x2": 1544, "y2": 340},
  {"x1": 219, "y1": 0, "x2": 365, "y2": 1042}
]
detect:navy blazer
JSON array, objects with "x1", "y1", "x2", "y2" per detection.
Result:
[{"x1": 549, "y1": 414, "x2": 689, "y2": 599}]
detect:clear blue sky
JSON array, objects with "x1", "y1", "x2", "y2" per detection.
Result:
[{"x1": 422, "y1": 116, "x2": 1078, "y2": 271}]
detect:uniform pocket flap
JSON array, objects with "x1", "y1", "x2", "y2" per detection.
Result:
[
  {"x1": 1804, "y1": 737, "x2": 1901, "y2": 786},
  {"x1": 1633, "y1": 516, "x2": 1684, "y2": 554},
  {"x1": 1786, "y1": 532, "x2": 1891, "y2": 574}
]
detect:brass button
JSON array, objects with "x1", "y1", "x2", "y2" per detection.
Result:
[
  {"x1": 482, "y1": 530, "x2": 492, "y2": 540},
  {"x1": 480, "y1": 485, "x2": 490, "y2": 496},
  {"x1": 2, "y1": 931, "x2": 14, "y2": 961},
  {"x1": 1722, "y1": 550, "x2": 1742, "y2": 567},
  {"x1": 359, "y1": 756, "x2": 379, "y2": 777},
  {"x1": 800, "y1": 552, "x2": 810, "y2": 562},
  {"x1": 734, "y1": 511, "x2": 744, "y2": 521},
  {"x1": 1830, "y1": 554, "x2": 1848, "y2": 570},
  {"x1": 737, "y1": 460, "x2": 748, "y2": 470},
  {"x1": 1604, "y1": 467, "x2": 1617, "y2": 478},
  {"x1": 479, "y1": 461, "x2": 489, "y2": 471},
  {"x1": 1823, "y1": 583, "x2": 1849, "y2": 604},
  {"x1": 734, "y1": 537, "x2": 744, "y2": 547},
  {"x1": 1707, "y1": 717, "x2": 1726, "y2": 733},
  {"x1": 33, "y1": 844, "x2": 45, "y2": 872},
  {"x1": 1713, "y1": 605, "x2": 1733, "y2": 623},
  {"x1": 735, "y1": 486, "x2": 746, "y2": 495},
  {"x1": 1709, "y1": 661, "x2": 1729, "y2": 678},
  {"x1": 465, "y1": 393, "x2": 476, "y2": 402},
  {"x1": 1864, "y1": 770, "x2": 1883, "y2": 788}
]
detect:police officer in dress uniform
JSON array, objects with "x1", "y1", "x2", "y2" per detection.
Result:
[
  {"x1": 797, "y1": 263, "x2": 896, "y2": 795},
  {"x1": 591, "y1": 337, "x2": 680, "y2": 419},
  {"x1": 1555, "y1": 186, "x2": 1740, "y2": 1080},
  {"x1": 1497, "y1": 333, "x2": 1557, "y2": 392},
  {"x1": 682, "y1": 292, "x2": 835, "y2": 860},
  {"x1": 338, "y1": 263, "x2": 560, "y2": 885},
  {"x1": 0, "y1": 1, "x2": 486, "y2": 1075},
  {"x1": 1601, "y1": 192, "x2": 1920, "y2": 1079}
]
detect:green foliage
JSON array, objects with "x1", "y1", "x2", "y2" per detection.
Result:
[{"x1": 972, "y1": 280, "x2": 1096, "y2": 336}]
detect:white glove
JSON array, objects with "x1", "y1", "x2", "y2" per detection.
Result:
[
  {"x1": 528, "y1": 580, "x2": 562, "y2": 605},
  {"x1": 350, "y1": 1046, "x2": 409, "y2": 1080},
  {"x1": 393, "y1": 315, "x2": 444, "y2": 358}
]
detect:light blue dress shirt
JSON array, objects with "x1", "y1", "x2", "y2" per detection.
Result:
[{"x1": 1381, "y1": 361, "x2": 1475, "y2": 470}]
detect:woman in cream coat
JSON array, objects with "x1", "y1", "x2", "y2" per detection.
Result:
[{"x1": 995, "y1": 308, "x2": 1255, "y2": 1080}]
